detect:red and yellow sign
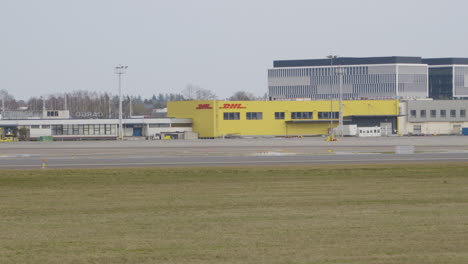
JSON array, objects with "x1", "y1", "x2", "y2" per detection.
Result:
[
  {"x1": 219, "y1": 103, "x2": 246, "y2": 109},
  {"x1": 196, "y1": 104, "x2": 213, "y2": 109}
]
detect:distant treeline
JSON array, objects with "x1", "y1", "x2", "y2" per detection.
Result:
[
  {"x1": 0, "y1": 86, "x2": 266, "y2": 119},
  {"x1": 0, "y1": 89, "x2": 185, "y2": 118}
]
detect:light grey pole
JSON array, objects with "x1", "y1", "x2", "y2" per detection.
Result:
[
  {"x1": 326, "y1": 55, "x2": 339, "y2": 137},
  {"x1": 118, "y1": 73, "x2": 123, "y2": 140},
  {"x1": 338, "y1": 66, "x2": 344, "y2": 137},
  {"x1": 330, "y1": 73, "x2": 333, "y2": 136},
  {"x1": 114, "y1": 65, "x2": 128, "y2": 140}
]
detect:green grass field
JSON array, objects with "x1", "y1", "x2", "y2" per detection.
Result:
[{"x1": 1, "y1": 164, "x2": 468, "y2": 264}]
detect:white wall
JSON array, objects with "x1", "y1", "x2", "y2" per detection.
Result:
[
  {"x1": 405, "y1": 122, "x2": 468, "y2": 135},
  {"x1": 29, "y1": 128, "x2": 52, "y2": 137},
  {"x1": 124, "y1": 127, "x2": 133, "y2": 137},
  {"x1": 147, "y1": 127, "x2": 192, "y2": 137}
]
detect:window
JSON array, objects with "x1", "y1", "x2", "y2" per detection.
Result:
[
  {"x1": 31, "y1": 125, "x2": 40, "y2": 129},
  {"x1": 83, "y1": 124, "x2": 89, "y2": 135},
  {"x1": 410, "y1": 110, "x2": 416, "y2": 118},
  {"x1": 47, "y1": 111, "x2": 59, "y2": 117},
  {"x1": 291, "y1": 112, "x2": 313, "y2": 119},
  {"x1": 105, "y1": 124, "x2": 112, "y2": 135},
  {"x1": 318, "y1": 112, "x2": 339, "y2": 119},
  {"x1": 450, "y1": 110, "x2": 456, "y2": 118},
  {"x1": 42, "y1": 125, "x2": 50, "y2": 129},
  {"x1": 172, "y1": 123, "x2": 191, "y2": 128},
  {"x1": 223, "y1": 112, "x2": 240, "y2": 120},
  {"x1": 51, "y1": 125, "x2": 63, "y2": 135},
  {"x1": 63, "y1": 124, "x2": 69, "y2": 135},
  {"x1": 275, "y1": 112, "x2": 285, "y2": 120},
  {"x1": 461, "y1": 109, "x2": 466, "y2": 118},
  {"x1": 246, "y1": 112, "x2": 263, "y2": 120},
  {"x1": 420, "y1": 110, "x2": 426, "y2": 118},
  {"x1": 440, "y1": 110, "x2": 446, "y2": 118},
  {"x1": 72, "y1": 125, "x2": 79, "y2": 135},
  {"x1": 149, "y1": 124, "x2": 170, "y2": 128},
  {"x1": 430, "y1": 110, "x2": 436, "y2": 118}
]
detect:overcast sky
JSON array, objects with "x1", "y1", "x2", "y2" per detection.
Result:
[{"x1": 1, "y1": 0, "x2": 467, "y2": 100}]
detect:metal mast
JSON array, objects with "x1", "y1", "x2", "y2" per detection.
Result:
[{"x1": 114, "y1": 65, "x2": 128, "y2": 140}]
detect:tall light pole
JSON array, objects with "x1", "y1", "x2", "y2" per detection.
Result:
[
  {"x1": 326, "y1": 55, "x2": 338, "y2": 137},
  {"x1": 337, "y1": 66, "x2": 344, "y2": 137},
  {"x1": 114, "y1": 65, "x2": 128, "y2": 140}
]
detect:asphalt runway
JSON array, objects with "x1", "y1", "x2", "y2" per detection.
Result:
[{"x1": 1, "y1": 136, "x2": 468, "y2": 169}]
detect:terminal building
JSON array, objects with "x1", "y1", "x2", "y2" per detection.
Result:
[
  {"x1": 0, "y1": 110, "x2": 193, "y2": 140},
  {"x1": 268, "y1": 56, "x2": 468, "y2": 101},
  {"x1": 168, "y1": 100, "x2": 399, "y2": 138},
  {"x1": 268, "y1": 56, "x2": 429, "y2": 101}
]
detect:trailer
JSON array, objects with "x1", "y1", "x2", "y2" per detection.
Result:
[{"x1": 357, "y1": 127, "x2": 382, "y2": 137}]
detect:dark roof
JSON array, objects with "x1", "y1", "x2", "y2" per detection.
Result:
[
  {"x1": 273, "y1": 56, "x2": 422, "y2": 68},
  {"x1": 285, "y1": 120, "x2": 334, "y2": 123},
  {"x1": 422, "y1": 58, "x2": 468, "y2": 65},
  {"x1": 346, "y1": 115, "x2": 403, "y2": 117}
]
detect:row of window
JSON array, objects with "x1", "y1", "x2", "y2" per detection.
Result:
[
  {"x1": 269, "y1": 83, "x2": 400, "y2": 99},
  {"x1": 223, "y1": 112, "x2": 339, "y2": 120},
  {"x1": 309, "y1": 74, "x2": 398, "y2": 85},
  {"x1": 224, "y1": 112, "x2": 263, "y2": 120},
  {"x1": 268, "y1": 66, "x2": 371, "y2": 78},
  {"x1": 47, "y1": 111, "x2": 59, "y2": 117},
  {"x1": 32, "y1": 124, "x2": 172, "y2": 129},
  {"x1": 51, "y1": 124, "x2": 117, "y2": 136},
  {"x1": 410, "y1": 109, "x2": 466, "y2": 118}
]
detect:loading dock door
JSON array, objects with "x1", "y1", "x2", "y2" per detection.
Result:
[
  {"x1": 133, "y1": 127, "x2": 142, "y2": 137},
  {"x1": 380, "y1": 122, "x2": 393, "y2": 136}
]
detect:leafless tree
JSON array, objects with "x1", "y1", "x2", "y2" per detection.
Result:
[
  {"x1": 182, "y1": 84, "x2": 217, "y2": 100},
  {"x1": 0, "y1": 89, "x2": 19, "y2": 110},
  {"x1": 228, "y1": 91, "x2": 256, "y2": 101}
]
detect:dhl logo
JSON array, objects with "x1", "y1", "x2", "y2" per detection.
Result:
[
  {"x1": 196, "y1": 104, "x2": 213, "y2": 109},
  {"x1": 219, "y1": 103, "x2": 246, "y2": 109}
]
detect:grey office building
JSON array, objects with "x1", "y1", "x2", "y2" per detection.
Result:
[
  {"x1": 268, "y1": 56, "x2": 428, "y2": 101},
  {"x1": 422, "y1": 58, "x2": 468, "y2": 99}
]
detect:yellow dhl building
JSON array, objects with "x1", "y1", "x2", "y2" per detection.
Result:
[{"x1": 168, "y1": 100, "x2": 400, "y2": 138}]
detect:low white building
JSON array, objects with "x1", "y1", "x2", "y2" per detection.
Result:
[
  {"x1": 399, "y1": 100, "x2": 468, "y2": 135},
  {"x1": 0, "y1": 110, "x2": 193, "y2": 140}
]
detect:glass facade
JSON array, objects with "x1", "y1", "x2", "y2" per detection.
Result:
[
  {"x1": 454, "y1": 66, "x2": 468, "y2": 97},
  {"x1": 268, "y1": 64, "x2": 427, "y2": 100},
  {"x1": 428, "y1": 67, "x2": 453, "y2": 99},
  {"x1": 51, "y1": 124, "x2": 116, "y2": 136}
]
